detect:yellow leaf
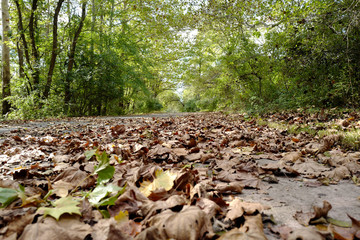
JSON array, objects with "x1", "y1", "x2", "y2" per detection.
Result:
[
  {"x1": 114, "y1": 210, "x2": 129, "y2": 223},
  {"x1": 139, "y1": 170, "x2": 178, "y2": 197}
]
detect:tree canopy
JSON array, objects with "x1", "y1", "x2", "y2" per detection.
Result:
[{"x1": 1, "y1": 0, "x2": 359, "y2": 118}]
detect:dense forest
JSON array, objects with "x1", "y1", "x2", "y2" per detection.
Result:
[{"x1": 1, "y1": 0, "x2": 359, "y2": 119}]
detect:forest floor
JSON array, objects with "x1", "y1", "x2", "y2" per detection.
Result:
[{"x1": 0, "y1": 112, "x2": 359, "y2": 240}]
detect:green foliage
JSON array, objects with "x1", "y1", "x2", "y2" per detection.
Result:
[
  {"x1": 93, "y1": 151, "x2": 115, "y2": 185},
  {"x1": 87, "y1": 184, "x2": 125, "y2": 208},
  {"x1": 3, "y1": 0, "x2": 360, "y2": 117},
  {"x1": 84, "y1": 149, "x2": 115, "y2": 185}
]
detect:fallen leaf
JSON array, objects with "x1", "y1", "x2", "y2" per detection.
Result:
[
  {"x1": 0, "y1": 187, "x2": 18, "y2": 208},
  {"x1": 287, "y1": 227, "x2": 326, "y2": 240},
  {"x1": 88, "y1": 184, "x2": 125, "y2": 208},
  {"x1": 139, "y1": 169, "x2": 178, "y2": 197},
  {"x1": 219, "y1": 214, "x2": 266, "y2": 240},
  {"x1": 145, "y1": 206, "x2": 214, "y2": 240},
  {"x1": 19, "y1": 215, "x2": 92, "y2": 240},
  {"x1": 37, "y1": 196, "x2": 81, "y2": 220},
  {"x1": 226, "y1": 199, "x2": 270, "y2": 221}
]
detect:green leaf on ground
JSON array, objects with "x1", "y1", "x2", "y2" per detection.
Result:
[
  {"x1": 88, "y1": 184, "x2": 125, "y2": 208},
  {"x1": 327, "y1": 217, "x2": 352, "y2": 228},
  {"x1": 0, "y1": 187, "x2": 18, "y2": 208},
  {"x1": 85, "y1": 149, "x2": 97, "y2": 160},
  {"x1": 37, "y1": 196, "x2": 81, "y2": 220},
  {"x1": 93, "y1": 151, "x2": 115, "y2": 184}
]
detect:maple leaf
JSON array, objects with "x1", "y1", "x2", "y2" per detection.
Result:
[
  {"x1": 37, "y1": 196, "x2": 81, "y2": 220},
  {"x1": 139, "y1": 169, "x2": 178, "y2": 197}
]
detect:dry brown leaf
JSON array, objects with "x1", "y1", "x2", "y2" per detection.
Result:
[
  {"x1": 219, "y1": 214, "x2": 267, "y2": 240},
  {"x1": 145, "y1": 206, "x2": 214, "y2": 240},
  {"x1": 215, "y1": 182, "x2": 244, "y2": 193},
  {"x1": 282, "y1": 151, "x2": 302, "y2": 162},
  {"x1": 294, "y1": 201, "x2": 332, "y2": 226},
  {"x1": 196, "y1": 198, "x2": 221, "y2": 218},
  {"x1": 216, "y1": 171, "x2": 262, "y2": 189},
  {"x1": 171, "y1": 148, "x2": 188, "y2": 157},
  {"x1": 269, "y1": 224, "x2": 293, "y2": 240},
  {"x1": 52, "y1": 167, "x2": 95, "y2": 189},
  {"x1": 292, "y1": 160, "x2": 329, "y2": 178},
  {"x1": 226, "y1": 199, "x2": 270, "y2": 221},
  {"x1": 109, "y1": 186, "x2": 149, "y2": 217},
  {"x1": 19, "y1": 215, "x2": 92, "y2": 240},
  {"x1": 1, "y1": 210, "x2": 35, "y2": 239},
  {"x1": 287, "y1": 227, "x2": 326, "y2": 240},
  {"x1": 322, "y1": 166, "x2": 351, "y2": 182},
  {"x1": 92, "y1": 218, "x2": 133, "y2": 240}
]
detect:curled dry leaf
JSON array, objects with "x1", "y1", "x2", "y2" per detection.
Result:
[
  {"x1": 109, "y1": 186, "x2": 149, "y2": 217},
  {"x1": 219, "y1": 214, "x2": 267, "y2": 240},
  {"x1": 226, "y1": 199, "x2": 270, "y2": 221},
  {"x1": 144, "y1": 206, "x2": 214, "y2": 240},
  {"x1": 215, "y1": 182, "x2": 244, "y2": 193},
  {"x1": 196, "y1": 198, "x2": 221, "y2": 218},
  {"x1": 322, "y1": 166, "x2": 351, "y2": 182},
  {"x1": 141, "y1": 195, "x2": 187, "y2": 219},
  {"x1": 294, "y1": 200, "x2": 332, "y2": 226},
  {"x1": 287, "y1": 227, "x2": 327, "y2": 240}
]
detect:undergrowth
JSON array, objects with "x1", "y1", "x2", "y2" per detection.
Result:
[{"x1": 258, "y1": 119, "x2": 360, "y2": 151}]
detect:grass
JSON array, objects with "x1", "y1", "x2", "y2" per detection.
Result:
[{"x1": 257, "y1": 119, "x2": 360, "y2": 151}]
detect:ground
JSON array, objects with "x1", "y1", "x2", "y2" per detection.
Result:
[{"x1": 0, "y1": 112, "x2": 359, "y2": 240}]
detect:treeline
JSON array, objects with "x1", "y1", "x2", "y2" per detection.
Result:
[
  {"x1": 180, "y1": 0, "x2": 360, "y2": 113},
  {"x1": 1, "y1": 0, "x2": 360, "y2": 118},
  {"x1": 1, "y1": 0, "x2": 188, "y2": 118}
]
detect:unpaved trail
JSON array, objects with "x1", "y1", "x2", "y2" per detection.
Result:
[{"x1": 0, "y1": 112, "x2": 359, "y2": 239}]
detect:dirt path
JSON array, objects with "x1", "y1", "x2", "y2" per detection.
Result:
[{"x1": 0, "y1": 112, "x2": 359, "y2": 239}]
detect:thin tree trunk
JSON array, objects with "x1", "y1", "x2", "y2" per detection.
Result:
[
  {"x1": 14, "y1": 0, "x2": 31, "y2": 66},
  {"x1": 2, "y1": 0, "x2": 11, "y2": 115},
  {"x1": 29, "y1": 0, "x2": 40, "y2": 90},
  {"x1": 43, "y1": 0, "x2": 65, "y2": 99},
  {"x1": 64, "y1": 2, "x2": 87, "y2": 112}
]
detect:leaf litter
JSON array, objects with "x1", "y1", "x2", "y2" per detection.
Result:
[{"x1": 0, "y1": 112, "x2": 359, "y2": 239}]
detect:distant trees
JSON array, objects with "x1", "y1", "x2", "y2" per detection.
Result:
[
  {"x1": 1, "y1": 0, "x2": 359, "y2": 118},
  {"x1": 1, "y1": 0, "x2": 189, "y2": 118},
  {"x1": 180, "y1": 0, "x2": 360, "y2": 112}
]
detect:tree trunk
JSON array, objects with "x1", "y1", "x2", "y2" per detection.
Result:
[
  {"x1": 29, "y1": 0, "x2": 40, "y2": 91},
  {"x1": 2, "y1": 0, "x2": 11, "y2": 115},
  {"x1": 64, "y1": 2, "x2": 87, "y2": 112},
  {"x1": 43, "y1": 0, "x2": 65, "y2": 99}
]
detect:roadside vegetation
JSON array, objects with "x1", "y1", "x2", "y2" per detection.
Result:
[{"x1": 1, "y1": 0, "x2": 360, "y2": 119}]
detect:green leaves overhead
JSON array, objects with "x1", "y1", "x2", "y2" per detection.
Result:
[{"x1": 37, "y1": 196, "x2": 81, "y2": 221}]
